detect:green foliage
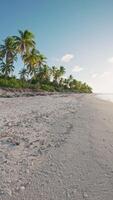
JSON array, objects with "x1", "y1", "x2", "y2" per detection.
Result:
[
  {"x1": 0, "y1": 30, "x2": 93, "y2": 93},
  {"x1": 0, "y1": 77, "x2": 31, "y2": 88},
  {"x1": 41, "y1": 84, "x2": 55, "y2": 92},
  {"x1": 0, "y1": 77, "x2": 21, "y2": 88}
]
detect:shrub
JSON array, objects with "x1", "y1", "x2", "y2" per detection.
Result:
[{"x1": 41, "y1": 84, "x2": 55, "y2": 92}]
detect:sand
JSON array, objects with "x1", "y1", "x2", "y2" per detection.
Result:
[{"x1": 0, "y1": 93, "x2": 113, "y2": 199}]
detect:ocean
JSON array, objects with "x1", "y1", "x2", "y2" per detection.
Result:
[{"x1": 96, "y1": 94, "x2": 113, "y2": 103}]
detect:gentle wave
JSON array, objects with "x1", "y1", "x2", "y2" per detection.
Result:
[{"x1": 96, "y1": 94, "x2": 113, "y2": 103}]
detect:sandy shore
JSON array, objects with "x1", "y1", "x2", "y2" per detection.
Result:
[
  {"x1": 0, "y1": 94, "x2": 113, "y2": 199},
  {"x1": 0, "y1": 88, "x2": 57, "y2": 98}
]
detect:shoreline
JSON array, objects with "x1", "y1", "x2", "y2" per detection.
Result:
[
  {"x1": 0, "y1": 88, "x2": 57, "y2": 98},
  {"x1": 0, "y1": 87, "x2": 91, "y2": 98},
  {"x1": 96, "y1": 93, "x2": 113, "y2": 103}
]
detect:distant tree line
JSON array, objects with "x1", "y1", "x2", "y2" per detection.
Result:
[{"x1": 0, "y1": 30, "x2": 92, "y2": 93}]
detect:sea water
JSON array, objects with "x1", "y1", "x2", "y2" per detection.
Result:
[{"x1": 96, "y1": 94, "x2": 113, "y2": 103}]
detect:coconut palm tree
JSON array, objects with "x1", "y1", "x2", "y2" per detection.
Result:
[
  {"x1": 68, "y1": 74, "x2": 73, "y2": 82},
  {"x1": 14, "y1": 30, "x2": 36, "y2": 56},
  {"x1": 68, "y1": 79, "x2": 77, "y2": 89},
  {"x1": 0, "y1": 49, "x2": 5, "y2": 61},
  {"x1": 76, "y1": 81, "x2": 82, "y2": 91},
  {"x1": 0, "y1": 36, "x2": 17, "y2": 78},
  {"x1": 51, "y1": 66, "x2": 57, "y2": 79},
  {"x1": 36, "y1": 65, "x2": 50, "y2": 83},
  {"x1": 19, "y1": 68, "x2": 28, "y2": 81},
  {"x1": 63, "y1": 78, "x2": 70, "y2": 88},
  {"x1": 37, "y1": 54, "x2": 46, "y2": 67},
  {"x1": 23, "y1": 48, "x2": 39, "y2": 76},
  {"x1": 0, "y1": 36, "x2": 17, "y2": 63},
  {"x1": 23, "y1": 48, "x2": 46, "y2": 77},
  {"x1": 54, "y1": 70, "x2": 60, "y2": 83},
  {"x1": 51, "y1": 66, "x2": 65, "y2": 84},
  {"x1": 0, "y1": 61, "x2": 14, "y2": 78},
  {"x1": 59, "y1": 77, "x2": 64, "y2": 86},
  {"x1": 59, "y1": 66, "x2": 65, "y2": 76}
]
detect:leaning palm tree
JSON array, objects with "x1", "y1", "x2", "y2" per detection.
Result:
[
  {"x1": 0, "y1": 36, "x2": 17, "y2": 63},
  {"x1": 14, "y1": 30, "x2": 36, "y2": 56}
]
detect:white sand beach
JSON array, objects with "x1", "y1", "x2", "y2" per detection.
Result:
[{"x1": 0, "y1": 94, "x2": 113, "y2": 199}]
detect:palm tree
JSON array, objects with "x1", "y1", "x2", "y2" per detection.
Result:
[
  {"x1": 0, "y1": 49, "x2": 5, "y2": 61},
  {"x1": 51, "y1": 66, "x2": 65, "y2": 84},
  {"x1": 0, "y1": 61, "x2": 14, "y2": 78},
  {"x1": 69, "y1": 79, "x2": 77, "y2": 89},
  {"x1": 59, "y1": 66, "x2": 65, "y2": 76},
  {"x1": 23, "y1": 48, "x2": 46, "y2": 77},
  {"x1": 51, "y1": 66, "x2": 57, "y2": 79},
  {"x1": 37, "y1": 54, "x2": 46, "y2": 67},
  {"x1": 59, "y1": 77, "x2": 64, "y2": 86},
  {"x1": 0, "y1": 37, "x2": 17, "y2": 78},
  {"x1": 19, "y1": 68, "x2": 28, "y2": 81},
  {"x1": 23, "y1": 48, "x2": 39, "y2": 76},
  {"x1": 0, "y1": 36, "x2": 17, "y2": 63},
  {"x1": 63, "y1": 78, "x2": 70, "y2": 88},
  {"x1": 76, "y1": 81, "x2": 82, "y2": 91},
  {"x1": 54, "y1": 70, "x2": 60, "y2": 83},
  {"x1": 14, "y1": 30, "x2": 36, "y2": 56},
  {"x1": 36, "y1": 65, "x2": 50, "y2": 83},
  {"x1": 67, "y1": 75, "x2": 73, "y2": 88},
  {"x1": 68, "y1": 74, "x2": 73, "y2": 82}
]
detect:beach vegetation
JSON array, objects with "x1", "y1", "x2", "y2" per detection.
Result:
[{"x1": 0, "y1": 30, "x2": 92, "y2": 93}]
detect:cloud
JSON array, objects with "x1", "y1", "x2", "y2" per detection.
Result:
[
  {"x1": 72, "y1": 65, "x2": 83, "y2": 72},
  {"x1": 108, "y1": 57, "x2": 113, "y2": 64},
  {"x1": 61, "y1": 54, "x2": 74, "y2": 63}
]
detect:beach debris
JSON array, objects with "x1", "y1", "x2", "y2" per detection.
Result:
[
  {"x1": 20, "y1": 186, "x2": 26, "y2": 191},
  {"x1": 83, "y1": 191, "x2": 88, "y2": 199},
  {"x1": 2, "y1": 137, "x2": 20, "y2": 147},
  {"x1": 0, "y1": 189, "x2": 4, "y2": 195},
  {"x1": 39, "y1": 138, "x2": 45, "y2": 146}
]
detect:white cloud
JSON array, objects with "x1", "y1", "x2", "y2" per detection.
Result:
[
  {"x1": 61, "y1": 54, "x2": 74, "y2": 63},
  {"x1": 108, "y1": 57, "x2": 113, "y2": 64},
  {"x1": 72, "y1": 65, "x2": 83, "y2": 72}
]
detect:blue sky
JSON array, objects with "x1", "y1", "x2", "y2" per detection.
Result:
[{"x1": 0, "y1": 0, "x2": 113, "y2": 92}]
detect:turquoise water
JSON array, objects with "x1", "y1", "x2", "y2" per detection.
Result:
[{"x1": 96, "y1": 94, "x2": 113, "y2": 103}]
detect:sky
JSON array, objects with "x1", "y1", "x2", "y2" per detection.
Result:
[{"x1": 0, "y1": 0, "x2": 113, "y2": 93}]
